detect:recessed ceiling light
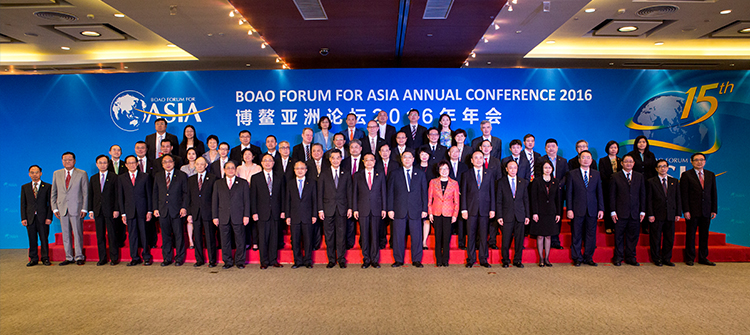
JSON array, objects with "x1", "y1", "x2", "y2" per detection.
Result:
[
  {"x1": 80, "y1": 31, "x2": 101, "y2": 37},
  {"x1": 546, "y1": 40, "x2": 555, "y2": 44},
  {"x1": 229, "y1": 10, "x2": 235, "y2": 18},
  {"x1": 720, "y1": 9, "x2": 732, "y2": 15},
  {"x1": 654, "y1": 41, "x2": 664, "y2": 46},
  {"x1": 584, "y1": 8, "x2": 596, "y2": 13},
  {"x1": 483, "y1": 37, "x2": 489, "y2": 43},
  {"x1": 494, "y1": 23, "x2": 500, "y2": 30},
  {"x1": 24, "y1": 32, "x2": 38, "y2": 37},
  {"x1": 471, "y1": 52, "x2": 476, "y2": 58},
  {"x1": 261, "y1": 42, "x2": 266, "y2": 49},
  {"x1": 464, "y1": 61, "x2": 469, "y2": 67},
  {"x1": 516, "y1": 30, "x2": 521, "y2": 34},
  {"x1": 618, "y1": 26, "x2": 638, "y2": 33},
  {"x1": 61, "y1": 46, "x2": 70, "y2": 50},
  {"x1": 166, "y1": 44, "x2": 177, "y2": 47},
  {"x1": 247, "y1": 29, "x2": 253, "y2": 35},
  {"x1": 739, "y1": 28, "x2": 750, "y2": 34},
  {"x1": 114, "y1": 13, "x2": 125, "y2": 18},
  {"x1": 239, "y1": 19, "x2": 244, "y2": 25},
  {"x1": 427, "y1": 33, "x2": 433, "y2": 37}
]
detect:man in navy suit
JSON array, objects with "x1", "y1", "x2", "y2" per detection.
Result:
[
  {"x1": 317, "y1": 150, "x2": 353, "y2": 268},
  {"x1": 342, "y1": 113, "x2": 365, "y2": 147},
  {"x1": 680, "y1": 153, "x2": 718, "y2": 266},
  {"x1": 118, "y1": 155, "x2": 153, "y2": 266},
  {"x1": 88, "y1": 155, "x2": 121, "y2": 265},
  {"x1": 537, "y1": 139, "x2": 568, "y2": 249},
  {"x1": 521, "y1": 134, "x2": 542, "y2": 182},
  {"x1": 285, "y1": 161, "x2": 317, "y2": 268},
  {"x1": 20, "y1": 165, "x2": 53, "y2": 266},
  {"x1": 398, "y1": 109, "x2": 427, "y2": 149},
  {"x1": 496, "y1": 161, "x2": 530, "y2": 268},
  {"x1": 646, "y1": 159, "x2": 681, "y2": 267},
  {"x1": 152, "y1": 154, "x2": 189, "y2": 266},
  {"x1": 387, "y1": 150, "x2": 428, "y2": 268},
  {"x1": 471, "y1": 121, "x2": 502, "y2": 159},
  {"x1": 250, "y1": 154, "x2": 286, "y2": 269},
  {"x1": 447, "y1": 146, "x2": 469, "y2": 250},
  {"x1": 566, "y1": 150, "x2": 604, "y2": 266},
  {"x1": 609, "y1": 154, "x2": 646, "y2": 266},
  {"x1": 212, "y1": 161, "x2": 251, "y2": 269},
  {"x1": 353, "y1": 153, "x2": 387, "y2": 268},
  {"x1": 187, "y1": 157, "x2": 218, "y2": 267},
  {"x1": 461, "y1": 151, "x2": 496, "y2": 268}
]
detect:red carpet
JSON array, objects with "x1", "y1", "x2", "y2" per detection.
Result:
[{"x1": 47, "y1": 218, "x2": 750, "y2": 264}]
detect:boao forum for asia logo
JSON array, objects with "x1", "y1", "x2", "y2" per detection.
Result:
[{"x1": 110, "y1": 90, "x2": 213, "y2": 132}]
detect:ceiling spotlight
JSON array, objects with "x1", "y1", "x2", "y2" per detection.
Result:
[
  {"x1": 516, "y1": 30, "x2": 521, "y2": 34},
  {"x1": 546, "y1": 40, "x2": 555, "y2": 44},
  {"x1": 618, "y1": 26, "x2": 638, "y2": 33},
  {"x1": 229, "y1": 10, "x2": 235, "y2": 17},
  {"x1": 239, "y1": 19, "x2": 244, "y2": 25},
  {"x1": 282, "y1": 64, "x2": 289, "y2": 69},
  {"x1": 166, "y1": 44, "x2": 177, "y2": 47},
  {"x1": 654, "y1": 41, "x2": 664, "y2": 46},
  {"x1": 276, "y1": 58, "x2": 281, "y2": 63},
  {"x1": 247, "y1": 29, "x2": 253, "y2": 35},
  {"x1": 114, "y1": 13, "x2": 125, "y2": 18},
  {"x1": 80, "y1": 31, "x2": 101, "y2": 37},
  {"x1": 720, "y1": 9, "x2": 732, "y2": 15},
  {"x1": 261, "y1": 43, "x2": 267, "y2": 49},
  {"x1": 471, "y1": 52, "x2": 476, "y2": 58},
  {"x1": 464, "y1": 61, "x2": 469, "y2": 67},
  {"x1": 483, "y1": 37, "x2": 489, "y2": 43},
  {"x1": 494, "y1": 23, "x2": 500, "y2": 30},
  {"x1": 584, "y1": 8, "x2": 596, "y2": 13},
  {"x1": 508, "y1": 4, "x2": 513, "y2": 12},
  {"x1": 739, "y1": 27, "x2": 750, "y2": 34},
  {"x1": 61, "y1": 46, "x2": 70, "y2": 50}
]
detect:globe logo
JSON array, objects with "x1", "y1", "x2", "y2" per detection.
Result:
[
  {"x1": 627, "y1": 93, "x2": 717, "y2": 155},
  {"x1": 110, "y1": 90, "x2": 147, "y2": 132}
]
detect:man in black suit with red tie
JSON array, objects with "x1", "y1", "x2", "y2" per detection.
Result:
[
  {"x1": 342, "y1": 139, "x2": 365, "y2": 249},
  {"x1": 88, "y1": 155, "x2": 121, "y2": 266},
  {"x1": 461, "y1": 151, "x2": 496, "y2": 268},
  {"x1": 212, "y1": 161, "x2": 250, "y2": 269},
  {"x1": 609, "y1": 154, "x2": 646, "y2": 266},
  {"x1": 285, "y1": 161, "x2": 317, "y2": 269},
  {"x1": 399, "y1": 109, "x2": 427, "y2": 149},
  {"x1": 251, "y1": 154, "x2": 286, "y2": 269},
  {"x1": 152, "y1": 154, "x2": 189, "y2": 266},
  {"x1": 145, "y1": 118, "x2": 179, "y2": 160},
  {"x1": 496, "y1": 160, "x2": 530, "y2": 268},
  {"x1": 107, "y1": 144, "x2": 127, "y2": 247},
  {"x1": 230, "y1": 130, "x2": 262, "y2": 165},
  {"x1": 21, "y1": 165, "x2": 53, "y2": 266},
  {"x1": 317, "y1": 150, "x2": 353, "y2": 268},
  {"x1": 566, "y1": 150, "x2": 604, "y2": 267},
  {"x1": 646, "y1": 159, "x2": 681, "y2": 267},
  {"x1": 479, "y1": 140, "x2": 503, "y2": 180},
  {"x1": 447, "y1": 146, "x2": 469, "y2": 250},
  {"x1": 362, "y1": 120, "x2": 387, "y2": 156},
  {"x1": 375, "y1": 143, "x2": 399, "y2": 249},
  {"x1": 387, "y1": 150, "x2": 428, "y2": 268},
  {"x1": 187, "y1": 157, "x2": 217, "y2": 267},
  {"x1": 353, "y1": 153, "x2": 386, "y2": 268},
  {"x1": 291, "y1": 128, "x2": 315, "y2": 164},
  {"x1": 118, "y1": 155, "x2": 154, "y2": 266},
  {"x1": 680, "y1": 153, "x2": 718, "y2": 266}
]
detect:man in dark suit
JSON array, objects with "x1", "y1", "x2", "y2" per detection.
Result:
[
  {"x1": 341, "y1": 139, "x2": 365, "y2": 250},
  {"x1": 566, "y1": 150, "x2": 604, "y2": 267},
  {"x1": 152, "y1": 154, "x2": 189, "y2": 266},
  {"x1": 479, "y1": 140, "x2": 503, "y2": 181},
  {"x1": 375, "y1": 143, "x2": 398, "y2": 250},
  {"x1": 20, "y1": 165, "x2": 53, "y2": 266},
  {"x1": 341, "y1": 113, "x2": 366, "y2": 147},
  {"x1": 251, "y1": 154, "x2": 286, "y2": 269},
  {"x1": 568, "y1": 140, "x2": 598, "y2": 171},
  {"x1": 521, "y1": 134, "x2": 542, "y2": 182},
  {"x1": 285, "y1": 161, "x2": 317, "y2": 268},
  {"x1": 353, "y1": 153, "x2": 387, "y2": 268},
  {"x1": 88, "y1": 155, "x2": 121, "y2": 265},
  {"x1": 230, "y1": 130, "x2": 262, "y2": 165},
  {"x1": 154, "y1": 139, "x2": 183, "y2": 173},
  {"x1": 502, "y1": 139, "x2": 533, "y2": 181},
  {"x1": 108, "y1": 145, "x2": 126, "y2": 175},
  {"x1": 362, "y1": 120, "x2": 387, "y2": 156},
  {"x1": 324, "y1": 133, "x2": 348, "y2": 162},
  {"x1": 646, "y1": 159, "x2": 681, "y2": 267},
  {"x1": 317, "y1": 150, "x2": 353, "y2": 268},
  {"x1": 398, "y1": 109, "x2": 427, "y2": 149},
  {"x1": 145, "y1": 118, "x2": 180, "y2": 160},
  {"x1": 609, "y1": 154, "x2": 646, "y2": 266},
  {"x1": 212, "y1": 161, "x2": 250, "y2": 269},
  {"x1": 387, "y1": 150, "x2": 428, "y2": 268},
  {"x1": 680, "y1": 153, "x2": 718, "y2": 266},
  {"x1": 537, "y1": 139, "x2": 568, "y2": 249},
  {"x1": 291, "y1": 128, "x2": 315, "y2": 164},
  {"x1": 376, "y1": 109, "x2": 397, "y2": 147},
  {"x1": 471, "y1": 121, "x2": 502, "y2": 159},
  {"x1": 210, "y1": 142, "x2": 231, "y2": 178},
  {"x1": 273, "y1": 140, "x2": 293, "y2": 250},
  {"x1": 135, "y1": 141, "x2": 156, "y2": 178},
  {"x1": 419, "y1": 127, "x2": 448, "y2": 167},
  {"x1": 391, "y1": 131, "x2": 409, "y2": 165},
  {"x1": 461, "y1": 151, "x2": 496, "y2": 268},
  {"x1": 496, "y1": 160, "x2": 530, "y2": 268},
  {"x1": 118, "y1": 155, "x2": 154, "y2": 266},
  {"x1": 447, "y1": 146, "x2": 469, "y2": 250},
  {"x1": 187, "y1": 157, "x2": 218, "y2": 267}
]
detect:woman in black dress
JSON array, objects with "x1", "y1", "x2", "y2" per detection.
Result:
[
  {"x1": 599, "y1": 140, "x2": 623, "y2": 235},
  {"x1": 529, "y1": 160, "x2": 561, "y2": 267}
]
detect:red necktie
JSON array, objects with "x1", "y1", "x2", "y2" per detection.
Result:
[
  {"x1": 699, "y1": 171, "x2": 704, "y2": 188},
  {"x1": 131, "y1": 173, "x2": 136, "y2": 186},
  {"x1": 166, "y1": 172, "x2": 171, "y2": 189},
  {"x1": 367, "y1": 171, "x2": 372, "y2": 190},
  {"x1": 484, "y1": 158, "x2": 488, "y2": 169},
  {"x1": 350, "y1": 129, "x2": 354, "y2": 141},
  {"x1": 352, "y1": 158, "x2": 357, "y2": 175},
  {"x1": 198, "y1": 174, "x2": 203, "y2": 191},
  {"x1": 65, "y1": 171, "x2": 71, "y2": 189},
  {"x1": 384, "y1": 162, "x2": 388, "y2": 176}
]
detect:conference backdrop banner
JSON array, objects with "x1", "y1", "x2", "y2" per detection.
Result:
[{"x1": 0, "y1": 68, "x2": 748, "y2": 249}]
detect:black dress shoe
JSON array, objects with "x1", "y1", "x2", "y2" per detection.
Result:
[
  {"x1": 539, "y1": 262, "x2": 545, "y2": 267},
  {"x1": 436, "y1": 263, "x2": 443, "y2": 267},
  {"x1": 480, "y1": 262, "x2": 492, "y2": 268},
  {"x1": 584, "y1": 260, "x2": 598, "y2": 267},
  {"x1": 361, "y1": 262, "x2": 370, "y2": 269},
  {"x1": 76, "y1": 260, "x2": 85, "y2": 265},
  {"x1": 489, "y1": 245, "x2": 499, "y2": 250},
  {"x1": 422, "y1": 246, "x2": 428, "y2": 250},
  {"x1": 685, "y1": 260, "x2": 694, "y2": 266},
  {"x1": 193, "y1": 262, "x2": 204, "y2": 267},
  {"x1": 42, "y1": 260, "x2": 51, "y2": 266},
  {"x1": 392, "y1": 262, "x2": 403, "y2": 268},
  {"x1": 188, "y1": 245, "x2": 195, "y2": 249},
  {"x1": 26, "y1": 261, "x2": 38, "y2": 267},
  {"x1": 291, "y1": 264, "x2": 301, "y2": 269},
  {"x1": 272, "y1": 263, "x2": 283, "y2": 268},
  {"x1": 222, "y1": 264, "x2": 233, "y2": 269},
  {"x1": 59, "y1": 260, "x2": 73, "y2": 266},
  {"x1": 174, "y1": 261, "x2": 183, "y2": 267},
  {"x1": 465, "y1": 262, "x2": 474, "y2": 268},
  {"x1": 443, "y1": 263, "x2": 449, "y2": 267},
  {"x1": 654, "y1": 261, "x2": 663, "y2": 267},
  {"x1": 459, "y1": 246, "x2": 466, "y2": 250},
  {"x1": 413, "y1": 262, "x2": 424, "y2": 268},
  {"x1": 513, "y1": 262, "x2": 524, "y2": 268},
  {"x1": 552, "y1": 245, "x2": 564, "y2": 250},
  {"x1": 573, "y1": 261, "x2": 582, "y2": 267},
  {"x1": 663, "y1": 261, "x2": 676, "y2": 267},
  {"x1": 237, "y1": 264, "x2": 245, "y2": 269},
  {"x1": 96, "y1": 260, "x2": 107, "y2": 266},
  {"x1": 613, "y1": 261, "x2": 622, "y2": 266},
  {"x1": 208, "y1": 262, "x2": 217, "y2": 268},
  {"x1": 698, "y1": 259, "x2": 716, "y2": 266},
  {"x1": 501, "y1": 263, "x2": 509, "y2": 268},
  {"x1": 372, "y1": 262, "x2": 380, "y2": 268},
  {"x1": 625, "y1": 260, "x2": 640, "y2": 266},
  {"x1": 544, "y1": 259, "x2": 553, "y2": 267},
  {"x1": 306, "y1": 264, "x2": 313, "y2": 269},
  {"x1": 144, "y1": 260, "x2": 153, "y2": 266},
  {"x1": 339, "y1": 263, "x2": 347, "y2": 268},
  {"x1": 127, "y1": 260, "x2": 142, "y2": 267},
  {"x1": 260, "y1": 264, "x2": 268, "y2": 269},
  {"x1": 110, "y1": 261, "x2": 118, "y2": 266},
  {"x1": 326, "y1": 262, "x2": 336, "y2": 268},
  {"x1": 161, "y1": 261, "x2": 172, "y2": 267}
]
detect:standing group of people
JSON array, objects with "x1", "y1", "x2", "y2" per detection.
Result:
[{"x1": 21, "y1": 109, "x2": 719, "y2": 269}]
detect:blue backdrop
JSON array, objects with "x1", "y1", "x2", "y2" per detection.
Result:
[{"x1": 1, "y1": 68, "x2": 748, "y2": 248}]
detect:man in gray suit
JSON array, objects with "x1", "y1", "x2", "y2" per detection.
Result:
[{"x1": 51, "y1": 152, "x2": 89, "y2": 265}]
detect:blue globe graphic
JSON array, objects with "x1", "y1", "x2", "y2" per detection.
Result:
[
  {"x1": 110, "y1": 90, "x2": 147, "y2": 132},
  {"x1": 629, "y1": 94, "x2": 715, "y2": 154}
]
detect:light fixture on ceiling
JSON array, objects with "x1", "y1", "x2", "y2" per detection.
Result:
[
  {"x1": 483, "y1": 37, "x2": 488, "y2": 43},
  {"x1": 239, "y1": 19, "x2": 245, "y2": 25},
  {"x1": 618, "y1": 26, "x2": 638, "y2": 33},
  {"x1": 720, "y1": 9, "x2": 732, "y2": 15},
  {"x1": 114, "y1": 13, "x2": 125, "y2": 18},
  {"x1": 229, "y1": 10, "x2": 235, "y2": 17},
  {"x1": 738, "y1": 28, "x2": 750, "y2": 34},
  {"x1": 584, "y1": 8, "x2": 596, "y2": 13},
  {"x1": 282, "y1": 64, "x2": 289, "y2": 69},
  {"x1": 61, "y1": 46, "x2": 70, "y2": 50},
  {"x1": 247, "y1": 29, "x2": 253, "y2": 35},
  {"x1": 80, "y1": 31, "x2": 101, "y2": 37},
  {"x1": 508, "y1": 4, "x2": 513, "y2": 12},
  {"x1": 276, "y1": 58, "x2": 281, "y2": 63},
  {"x1": 546, "y1": 40, "x2": 555, "y2": 44},
  {"x1": 654, "y1": 41, "x2": 664, "y2": 45},
  {"x1": 494, "y1": 23, "x2": 500, "y2": 30},
  {"x1": 166, "y1": 44, "x2": 177, "y2": 47},
  {"x1": 471, "y1": 52, "x2": 476, "y2": 58},
  {"x1": 464, "y1": 61, "x2": 469, "y2": 67},
  {"x1": 261, "y1": 42, "x2": 267, "y2": 49}
]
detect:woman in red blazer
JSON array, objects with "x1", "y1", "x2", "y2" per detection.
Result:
[{"x1": 428, "y1": 161, "x2": 460, "y2": 267}]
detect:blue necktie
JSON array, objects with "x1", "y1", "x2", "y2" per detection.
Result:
[
  {"x1": 406, "y1": 169, "x2": 411, "y2": 192},
  {"x1": 511, "y1": 178, "x2": 516, "y2": 198},
  {"x1": 298, "y1": 179, "x2": 303, "y2": 198},
  {"x1": 584, "y1": 170, "x2": 589, "y2": 188},
  {"x1": 476, "y1": 169, "x2": 481, "y2": 188}
]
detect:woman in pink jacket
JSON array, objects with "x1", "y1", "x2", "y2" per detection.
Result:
[{"x1": 428, "y1": 161, "x2": 460, "y2": 267}]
